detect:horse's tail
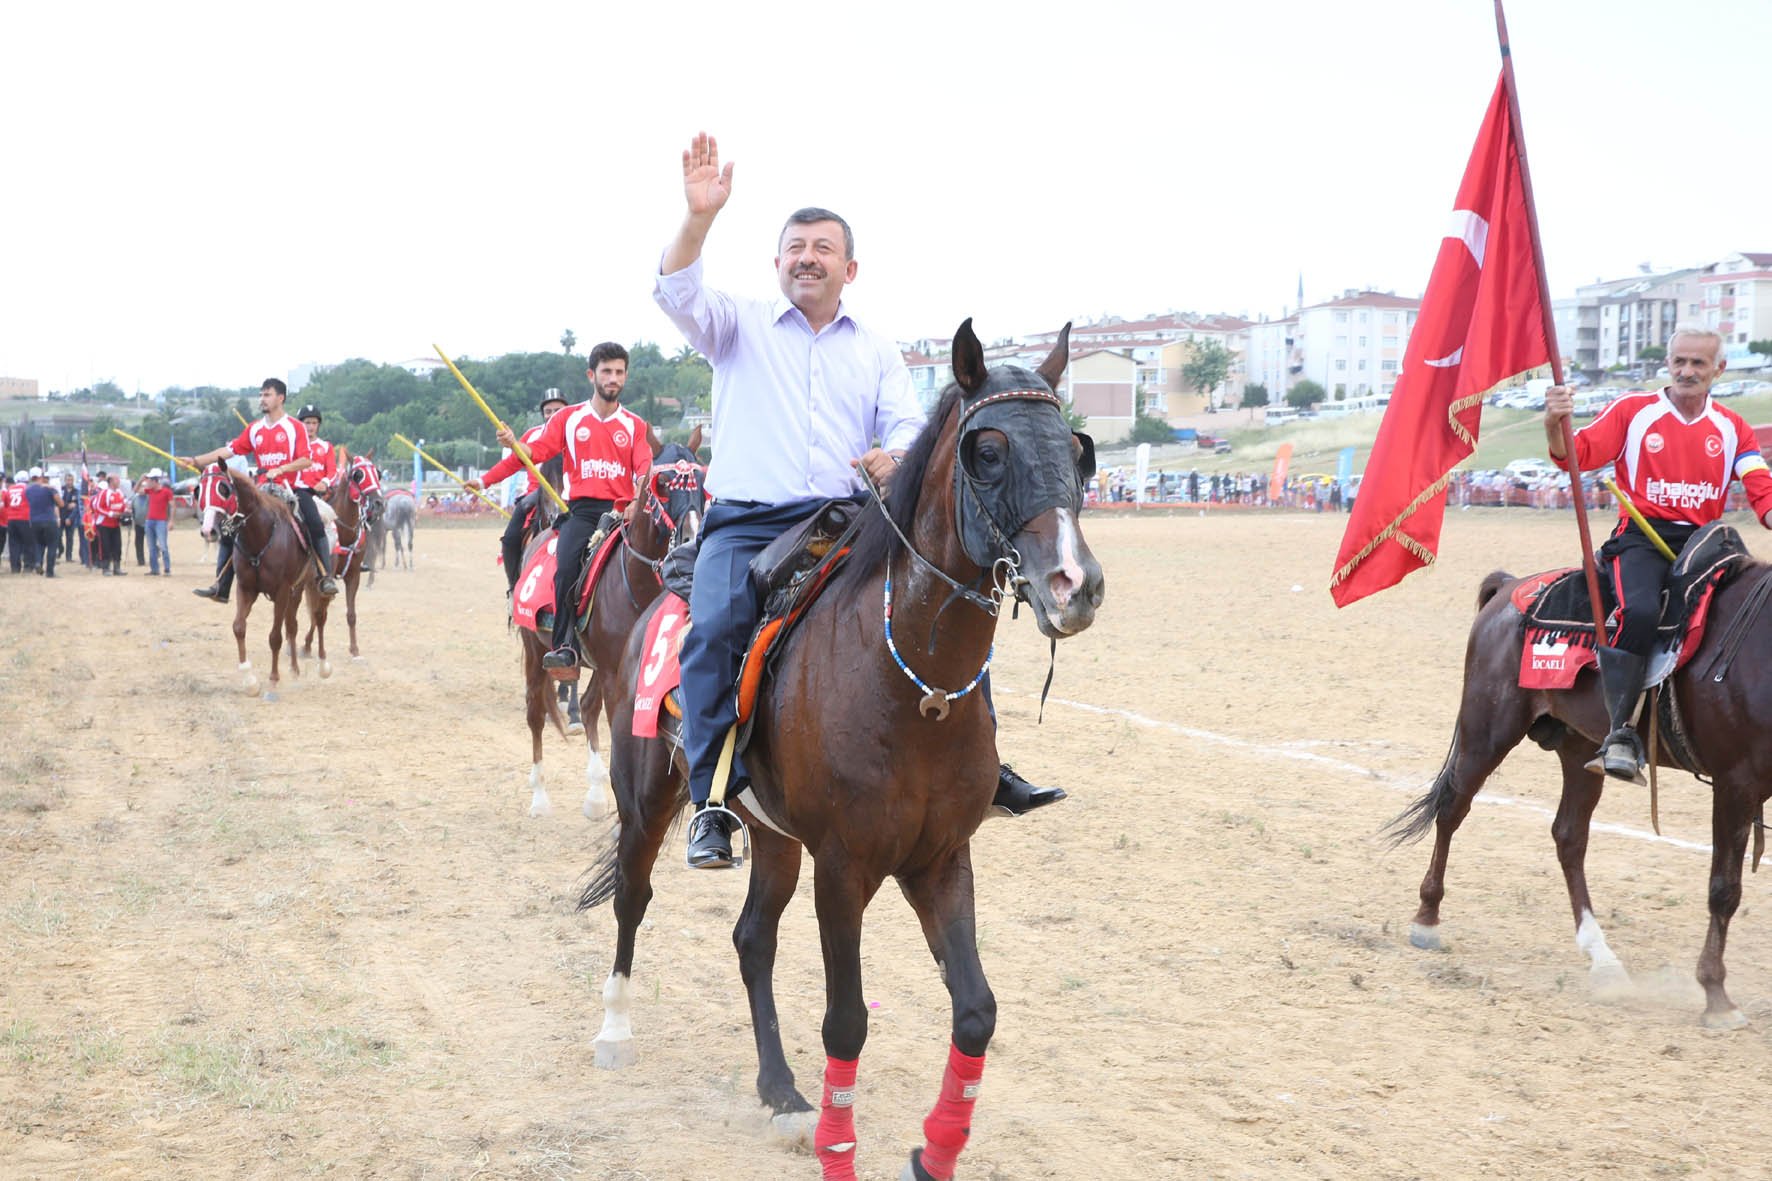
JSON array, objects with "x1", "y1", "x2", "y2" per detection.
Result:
[
  {"x1": 1382, "y1": 732, "x2": 1460, "y2": 848},
  {"x1": 577, "y1": 820, "x2": 622, "y2": 911},
  {"x1": 1475, "y1": 569, "x2": 1513, "y2": 611}
]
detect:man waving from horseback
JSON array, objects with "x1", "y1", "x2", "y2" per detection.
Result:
[
  {"x1": 1545, "y1": 325, "x2": 1772, "y2": 783},
  {"x1": 654, "y1": 131, "x2": 1065, "y2": 870}
]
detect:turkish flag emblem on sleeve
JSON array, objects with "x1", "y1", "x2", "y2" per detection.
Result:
[{"x1": 1329, "y1": 73, "x2": 1550, "y2": 607}]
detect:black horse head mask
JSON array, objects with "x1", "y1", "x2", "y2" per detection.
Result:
[{"x1": 949, "y1": 319, "x2": 1093, "y2": 569}]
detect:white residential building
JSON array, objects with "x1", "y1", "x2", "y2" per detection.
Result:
[{"x1": 1701, "y1": 252, "x2": 1772, "y2": 371}]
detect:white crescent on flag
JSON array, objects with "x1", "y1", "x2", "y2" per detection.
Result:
[{"x1": 1423, "y1": 209, "x2": 1490, "y2": 368}]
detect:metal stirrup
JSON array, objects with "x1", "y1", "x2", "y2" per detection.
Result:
[{"x1": 688, "y1": 804, "x2": 748, "y2": 869}]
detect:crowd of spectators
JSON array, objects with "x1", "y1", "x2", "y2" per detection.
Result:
[{"x1": 1, "y1": 467, "x2": 186, "y2": 578}]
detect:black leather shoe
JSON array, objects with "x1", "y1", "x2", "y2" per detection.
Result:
[
  {"x1": 541, "y1": 647, "x2": 578, "y2": 671},
  {"x1": 686, "y1": 806, "x2": 737, "y2": 869},
  {"x1": 992, "y1": 763, "x2": 1067, "y2": 817},
  {"x1": 193, "y1": 583, "x2": 229, "y2": 604}
]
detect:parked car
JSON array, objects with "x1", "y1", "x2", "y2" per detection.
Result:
[
  {"x1": 1213, "y1": 440, "x2": 1232, "y2": 455},
  {"x1": 1712, "y1": 379, "x2": 1749, "y2": 398}
]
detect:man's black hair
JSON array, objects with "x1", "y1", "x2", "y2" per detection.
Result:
[
  {"x1": 587, "y1": 342, "x2": 629, "y2": 370},
  {"x1": 261, "y1": 378, "x2": 288, "y2": 398}
]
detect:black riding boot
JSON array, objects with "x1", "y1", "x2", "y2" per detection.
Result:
[
  {"x1": 296, "y1": 490, "x2": 339, "y2": 596},
  {"x1": 991, "y1": 763, "x2": 1067, "y2": 816},
  {"x1": 686, "y1": 801, "x2": 740, "y2": 869},
  {"x1": 1585, "y1": 646, "x2": 1648, "y2": 785}
]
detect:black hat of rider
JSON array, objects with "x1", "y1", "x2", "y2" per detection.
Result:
[
  {"x1": 539, "y1": 388, "x2": 567, "y2": 413},
  {"x1": 298, "y1": 404, "x2": 322, "y2": 424}
]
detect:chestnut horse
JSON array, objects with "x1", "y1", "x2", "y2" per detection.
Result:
[
  {"x1": 301, "y1": 453, "x2": 382, "y2": 667},
  {"x1": 219, "y1": 476, "x2": 315, "y2": 701},
  {"x1": 516, "y1": 434, "x2": 706, "y2": 819},
  {"x1": 1387, "y1": 556, "x2": 1772, "y2": 1029},
  {"x1": 579, "y1": 323, "x2": 1103, "y2": 1179}
]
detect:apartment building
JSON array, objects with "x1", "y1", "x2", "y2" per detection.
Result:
[
  {"x1": 1243, "y1": 291, "x2": 1418, "y2": 404},
  {"x1": 1701, "y1": 252, "x2": 1772, "y2": 370}
]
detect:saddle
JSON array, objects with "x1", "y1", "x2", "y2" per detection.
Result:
[
  {"x1": 632, "y1": 497, "x2": 866, "y2": 739},
  {"x1": 253, "y1": 483, "x2": 338, "y2": 558},
  {"x1": 1513, "y1": 522, "x2": 1752, "y2": 691},
  {"x1": 528, "y1": 523, "x2": 627, "y2": 639}
]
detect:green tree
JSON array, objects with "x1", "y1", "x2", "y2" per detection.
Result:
[
  {"x1": 1239, "y1": 382, "x2": 1269, "y2": 419},
  {"x1": 1287, "y1": 379, "x2": 1326, "y2": 410},
  {"x1": 1181, "y1": 340, "x2": 1233, "y2": 408},
  {"x1": 1750, "y1": 339, "x2": 1772, "y2": 367},
  {"x1": 1637, "y1": 345, "x2": 1666, "y2": 366}
]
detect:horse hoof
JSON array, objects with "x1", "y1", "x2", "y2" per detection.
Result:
[
  {"x1": 1589, "y1": 962, "x2": 1633, "y2": 1003},
  {"x1": 582, "y1": 791, "x2": 608, "y2": 821},
  {"x1": 566, "y1": 721, "x2": 584, "y2": 736},
  {"x1": 319, "y1": 660, "x2": 332, "y2": 679},
  {"x1": 1408, "y1": 922, "x2": 1442, "y2": 951},
  {"x1": 351, "y1": 655, "x2": 365, "y2": 663},
  {"x1": 593, "y1": 1037, "x2": 636, "y2": 1070},
  {"x1": 900, "y1": 1150, "x2": 937, "y2": 1181},
  {"x1": 769, "y1": 1109, "x2": 816, "y2": 1148},
  {"x1": 262, "y1": 690, "x2": 278, "y2": 704},
  {"x1": 1701, "y1": 1006, "x2": 1748, "y2": 1031},
  {"x1": 529, "y1": 797, "x2": 552, "y2": 819}
]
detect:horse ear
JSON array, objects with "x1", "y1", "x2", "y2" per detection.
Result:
[
  {"x1": 952, "y1": 318, "x2": 987, "y2": 393},
  {"x1": 1037, "y1": 322, "x2": 1072, "y2": 391},
  {"x1": 687, "y1": 425, "x2": 703, "y2": 456},
  {"x1": 648, "y1": 424, "x2": 664, "y2": 458},
  {"x1": 365, "y1": 446, "x2": 376, "y2": 462}
]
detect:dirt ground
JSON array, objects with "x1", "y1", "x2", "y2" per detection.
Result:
[{"x1": 4, "y1": 509, "x2": 1771, "y2": 1180}]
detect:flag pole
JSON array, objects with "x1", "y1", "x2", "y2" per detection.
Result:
[{"x1": 1494, "y1": 0, "x2": 1608, "y2": 642}]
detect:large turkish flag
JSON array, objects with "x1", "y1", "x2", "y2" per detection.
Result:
[{"x1": 1330, "y1": 73, "x2": 1550, "y2": 607}]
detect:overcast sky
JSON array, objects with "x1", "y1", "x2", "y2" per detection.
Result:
[{"x1": 4, "y1": 0, "x2": 1767, "y2": 394}]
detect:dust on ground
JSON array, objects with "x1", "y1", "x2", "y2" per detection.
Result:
[{"x1": 3, "y1": 511, "x2": 1769, "y2": 1179}]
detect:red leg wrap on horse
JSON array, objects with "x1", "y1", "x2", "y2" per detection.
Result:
[
  {"x1": 814, "y1": 1055, "x2": 859, "y2": 1180},
  {"x1": 918, "y1": 1043, "x2": 986, "y2": 1180}
]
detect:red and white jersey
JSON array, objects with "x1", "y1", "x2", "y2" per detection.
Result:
[
  {"x1": 3, "y1": 484, "x2": 27, "y2": 522},
  {"x1": 1570, "y1": 388, "x2": 1772, "y2": 527},
  {"x1": 91, "y1": 486, "x2": 129, "y2": 526},
  {"x1": 298, "y1": 435, "x2": 339, "y2": 490},
  {"x1": 226, "y1": 415, "x2": 311, "y2": 487},
  {"x1": 516, "y1": 402, "x2": 651, "y2": 507},
  {"x1": 481, "y1": 423, "x2": 553, "y2": 494}
]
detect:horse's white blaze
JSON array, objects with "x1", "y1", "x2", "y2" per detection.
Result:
[
  {"x1": 597, "y1": 972, "x2": 634, "y2": 1043},
  {"x1": 528, "y1": 764, "x2": 552, "y2": 818},
  {"x1": 1052, "y1": 508, "x2": 1084, "y2": 607},
  {"x1": 1576, "y1": 908, "x2": 1623, "y2": 970},
  {"x1": 583, "y1": 747, "x2": 610, "y2": 819}
]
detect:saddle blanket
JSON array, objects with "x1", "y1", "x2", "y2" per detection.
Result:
[
  {"x1": 1512, "y1": 566, "x2": 1726, "y2": 691},
  {"x1": 632, "y1": 593, "x2": 689, "y2": 738},
  {"x1": 510, "y1": 527, "x2": 625, "y2": 633}
]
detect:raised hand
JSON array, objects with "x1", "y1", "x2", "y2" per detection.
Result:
[{"x1": 682, "y1": 131, "x2": 734, "y2": 218}]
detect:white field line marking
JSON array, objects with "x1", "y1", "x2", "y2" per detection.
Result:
[{"x1": 999, "y1": 688, "x2": 1714, "y2": 855}]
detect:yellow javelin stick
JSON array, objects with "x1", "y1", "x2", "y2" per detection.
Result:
[
  {"x1": 432, "y1": 344, "x2": 568, "y2": 513},
  {"x1": 1600, "y1": 476, "x2": 1676, "y2": 561},
  {"x1": 111, "y1": 428, "x2": 201, "y2": 475},
  {"x1": 233, "y1": 406, "x2": 251, "y2": 428},
  {"x1": 392, "y1": 432, "x2": 511, "y2": 519}
]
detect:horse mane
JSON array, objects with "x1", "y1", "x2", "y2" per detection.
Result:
[{"x1": 831, "y1": 384, "x2": 962, "y2": 597}]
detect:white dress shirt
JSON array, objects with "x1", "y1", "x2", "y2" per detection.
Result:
[{"x1": 654, "y1": 258, "x2": 925, "y2": 505}]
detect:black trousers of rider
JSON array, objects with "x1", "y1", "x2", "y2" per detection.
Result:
[
  {"x1": 502, "y1": 489, "x2": 543, "y2": 592},
  {"x1": 551, "y1": 497, "x2": 615, "y2": 652},
  {"x1": 133, "y1": 519, "x2": 145, "y2": 565},
  {"x1": 293, "y1": 487, "x2": 329, "y2": 573},
  {"x1": 213, "y1": 533, "x2": 237, "y2": 595},
  {"x1": 1599, "y1": 519, "x2": 1699, "y2": 656}
]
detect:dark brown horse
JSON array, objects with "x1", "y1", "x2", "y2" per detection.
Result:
[
  {"x1": 579, "y1": 323, "x2": 1103, "y2": 1179},
  {"x1": 301, "y1": 453, "x2": 382, "y2": 668},
  {"x1": 1387, "y1": 556, "x2": 1772, "y2": 1029},
  {"x1": 517, "y1": 433, "x2": 706, "y2": 819},
  {"x1": 219, "y1": 476, "x2": 315, "y2": 701}
]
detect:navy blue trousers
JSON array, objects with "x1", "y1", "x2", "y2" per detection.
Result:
[{"x1": 681, "y1": 499, "x2": 826, "y2": 805}]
